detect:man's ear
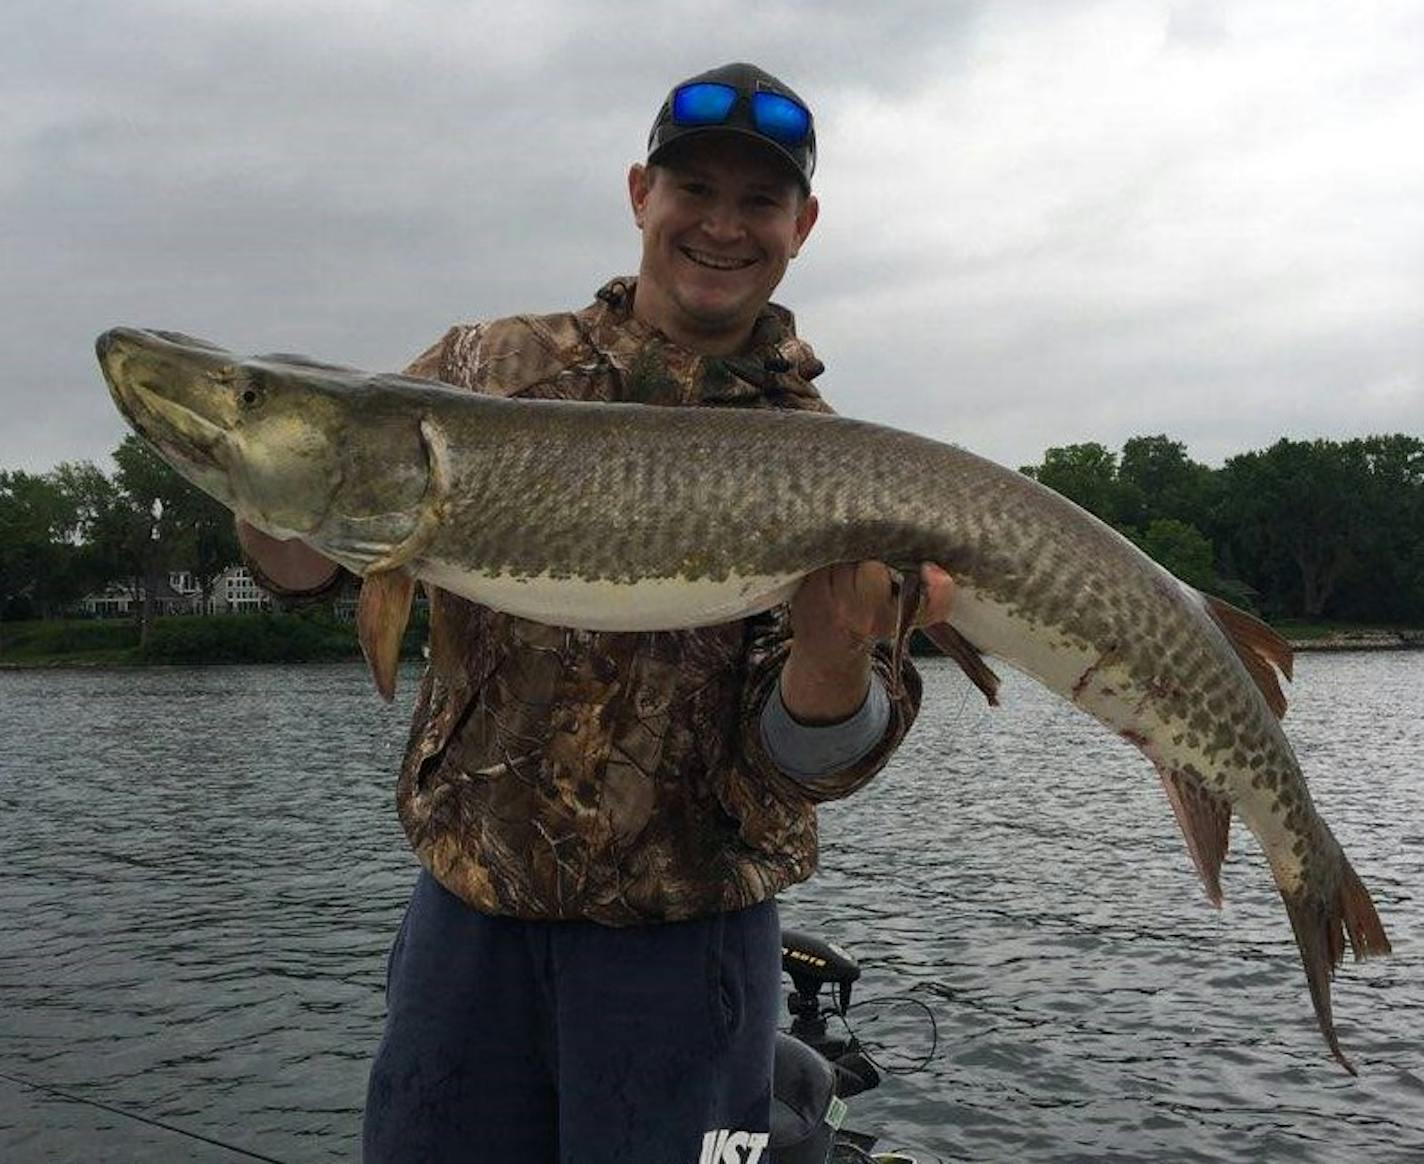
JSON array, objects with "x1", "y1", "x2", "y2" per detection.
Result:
[
  {"x1": 628, "y1": 163, "x2": 651, "y2": 228},
  {"x1": 790, "y1": 193, "x2": 819, "y2": 258}
]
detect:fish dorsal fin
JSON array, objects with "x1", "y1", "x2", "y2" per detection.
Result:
[
  {"x1": 1159, "y1": 769, "x2": 1231, "y2": 908},
  {"x1": 358, "y1": 570, "x2": 416, "y2": 701},
  {"x1": 1203, "y1": 593, "x2": 1293, "y2": 718},
  {"x1": 919, "y1": 622, "x2": 1001, "y2": 706}
]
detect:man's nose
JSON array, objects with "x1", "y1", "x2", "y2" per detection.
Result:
[{"x1": 700, "y1": 201, "x2": 745, "y2": 241}]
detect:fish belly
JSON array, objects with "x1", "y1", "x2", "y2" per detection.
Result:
[
  {"x1": 416, "y1": 559, "x2": 805, "y2": 631},
  {"x1": 949, "y1": 585, "x2": 1105, "y2": 698}
]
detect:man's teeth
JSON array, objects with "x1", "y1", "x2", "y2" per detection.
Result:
[{"x1": 683, "y1": 248, "x2": 754, "y2": 270}]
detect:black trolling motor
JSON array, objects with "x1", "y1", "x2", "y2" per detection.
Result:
[
  {"x1": 781, "y1": 929, "x2": 880, "y2": 1099},
  {"x1": 768, "y1": 929, "x2": 899, "y2": 1164}
]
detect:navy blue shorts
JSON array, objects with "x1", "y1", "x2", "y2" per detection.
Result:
[{"x1": 363, "y1": 870, "x2": 781, "y2": 1164}]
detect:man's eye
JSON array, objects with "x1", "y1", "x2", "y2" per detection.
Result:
[{"x1": 682, "y1": 183, "x2": 710, "y2": 196}]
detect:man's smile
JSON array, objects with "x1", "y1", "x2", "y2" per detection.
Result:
[{"x1": 680, "y1": 246, "x2": 756, "y2": 271}]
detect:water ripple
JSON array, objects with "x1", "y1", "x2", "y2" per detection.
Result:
[{"x1": 2, "y1": 653, "x2": 1421, "y2": 1162}]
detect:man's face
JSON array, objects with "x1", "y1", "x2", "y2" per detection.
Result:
[{"x1": 627, "y1": 134, "x2": 819, "y2": 353}]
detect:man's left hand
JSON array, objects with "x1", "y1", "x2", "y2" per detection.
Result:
[{"x1": 780, "y1": 562, "x2": 955, "y2": 723}]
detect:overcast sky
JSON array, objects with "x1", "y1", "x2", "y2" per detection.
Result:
[{"x1": 3, "y1": 0, "x2": 1420, "y2": 475}]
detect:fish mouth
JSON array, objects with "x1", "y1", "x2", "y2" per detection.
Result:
[
  {"x1": 128, "y1": 381, "x2": 229, "y2": 465},
  {"x1": 97, "y1": 327, "x2": 233, "y2": 474}
]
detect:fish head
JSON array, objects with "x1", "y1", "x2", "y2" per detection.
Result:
[{"x1": 96, "y1": 329, "x2": 432, "y2": 558}]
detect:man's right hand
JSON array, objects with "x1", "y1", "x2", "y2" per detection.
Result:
[{"x1": 236, "y1": 519, "x2": 343, "y2": 594}]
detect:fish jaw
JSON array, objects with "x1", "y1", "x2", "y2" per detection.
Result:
[
  {"x1": 97, "y1": 328, "x2": 414, "y2": 545},
  {"x1": 97, "y1": 328, "x2": 244, "y2": 509}
]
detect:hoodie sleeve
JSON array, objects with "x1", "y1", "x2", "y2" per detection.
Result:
[{"x1": 738, "y1": 606, "x2": 923, "y2": 804}]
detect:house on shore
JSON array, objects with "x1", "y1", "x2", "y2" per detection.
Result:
[
  {"x1": 76, "y1": 566, "x2": 367, "y2": 619},
  {"x1": 79, "y1": 567, "x2": 272, "y2": 616}
]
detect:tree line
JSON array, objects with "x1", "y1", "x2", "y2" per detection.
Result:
[
  {"x1": 1, "y1": 436, "x2": 239, "y2": 642},
  {"x1": 1020, "y1": 433, "x2": 1424, "y2": 624},
  {"x1": 4, "y1": 431, "x2": 1422, "y2": 631}
]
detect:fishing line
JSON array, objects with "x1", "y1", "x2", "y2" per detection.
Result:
[
  {"x1": 832, "y1": 994, "x2": 939, "y2": 1075},
  {"x1": 0, "y1": 1069, "x2": 290, "y2": 1164}
]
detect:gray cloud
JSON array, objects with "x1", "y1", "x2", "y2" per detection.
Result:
[{"x1": 2, "y1": 0, "x2": 1420, "y2": 475}]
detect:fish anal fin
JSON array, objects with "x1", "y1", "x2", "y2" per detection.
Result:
[
  {"x1": 1203, "y1": 594, "x2": 1294, "y2": 717},
  {"x1": 358, "y1": 570, "x2": 416, "y2": 702},
  {"x1": 1158, "y1": 769, "x2": 1231, "y2": 908},
  {"x1": 920, "y1": 622, "x2": 1001, "y2": 706}
]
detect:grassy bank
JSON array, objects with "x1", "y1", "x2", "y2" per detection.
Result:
[
  {"x1": 1275, "y1": 621, "x2": 1424, "y2": 650},
  {"x1": 4, "y1": 614, "x2": 1418, "y2": 668},
  {"x1": 0, "y1": 613, "x2": 429, "y2": 667}
]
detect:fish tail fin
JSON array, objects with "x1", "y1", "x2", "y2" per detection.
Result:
[
  {"x1": 358, "y1": 569, "x2": 416, "y2": 701},
  {"x1": 1280, "y1": 850, "x2": 1391, "y2": 1074},
  {"x1": 1339, "y1": 854, "x2": 1392, "y2": 959}
]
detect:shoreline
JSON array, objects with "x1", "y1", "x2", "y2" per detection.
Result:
[
  {"x1": 1288, "y1": 631, "x2": 1424, "y2": 652},
  {"x1": 4, "y1": 633, "x2": 1421, "y2": 671}
]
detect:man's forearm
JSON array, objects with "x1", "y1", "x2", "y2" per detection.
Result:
[
  {"x1": 778, "y1": 640, "x2": 872, "y2": 724},
  {"x1": 761, "y1": 671, "x2": 890, "y2": 780}
]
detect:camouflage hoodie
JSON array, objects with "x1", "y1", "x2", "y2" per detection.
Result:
[{"x1": 395, "y1": 278, "x2": 923, "y2": 924}]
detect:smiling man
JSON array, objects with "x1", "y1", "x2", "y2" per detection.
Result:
[
  {"x1": 244, "y1": 61, "x2": 951, "y2": 1164},
  {"x1": 628, "y1": 132, "x2": 818, "y2": 354}
]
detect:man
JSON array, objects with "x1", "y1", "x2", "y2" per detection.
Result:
[{"x1": 241, "y1": 62, "x2": 952, "y2": 1164}]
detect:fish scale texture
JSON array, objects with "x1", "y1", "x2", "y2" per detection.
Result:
[{"x1": 423, "y1": 386, "x2": 1322, "y2": 898}]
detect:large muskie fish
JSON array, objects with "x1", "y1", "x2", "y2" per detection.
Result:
[{"x1": 96, "y1": 327, "x2": 1390, "y2": 1070}]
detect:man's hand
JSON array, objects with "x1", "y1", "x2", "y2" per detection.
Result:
[
  {"x1": 780, "y1": 562, "x2": 955, "y2": 724},
  {"x1": 236, "y1": 519, "x2": 343, "y2": 594}
]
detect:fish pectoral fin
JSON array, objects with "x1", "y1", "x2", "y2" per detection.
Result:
[
  {"x1": 1203, "y1": 593, "x2": 1293, "y2": 718},
  {"x1": 364, "y1": 418, "x2": 452, "y2": 575},
  {"x1": 357, "y1": 569, "x2": 416, "y2": 702},
  {"x1": 919, "y1": 622, "x2": 1001, "y2": 706},
  {"x1": 1158, "y1": 770, "x2": 1231, "y2": 908}
]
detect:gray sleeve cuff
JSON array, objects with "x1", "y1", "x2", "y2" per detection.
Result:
[{"x1": 759, "y1": 674, "x2": 892, "y2": 782}]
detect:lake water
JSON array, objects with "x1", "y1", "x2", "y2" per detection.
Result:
[{"x1": 1, "y1": 653, "x2": 1420, "y2": 1163}]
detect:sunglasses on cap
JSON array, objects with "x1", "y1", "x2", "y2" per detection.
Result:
[{"x1": 670, "y1": 81, "x2": 813, "y2": 148}]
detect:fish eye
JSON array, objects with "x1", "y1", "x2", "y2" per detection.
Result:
[{"x1": 236, "y1": 372, "x2": 265, "y2": 408}]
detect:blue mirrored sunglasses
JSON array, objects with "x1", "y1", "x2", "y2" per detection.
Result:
[{"x1": 671, "y1": 82, "x2": 812, "y2": 148}]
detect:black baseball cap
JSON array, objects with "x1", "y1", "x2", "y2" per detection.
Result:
[{"x1": 646, "y1": 62, "x2": 816, "y2": 194}]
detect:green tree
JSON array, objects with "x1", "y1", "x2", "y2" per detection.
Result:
[
  {"x1": 1134, "y1": 518, "x2": 1216, "y2": 591},
  {"x1": 47, "y1": 448, "x2": 246, "y2": 628},
  {"x1": 110, "y1": 436, "x2": 203, "y2": 643},
  {"x1": 50, "y1": 460, "x2": 132, "y2": 597},
  {"x1": 162, "y1": 482, "x2": 239, "y2": 611},
  {"x1": 1338, "y1": 434, "x2": 1424, "y2": 623},
  {"x1": 1118, "y1": 435, "x2": 1215, "y2": 532},
  {"x1": 1021, "y1": 442, "x2": 1142, "y2": 530},
  {"x1": 0, "y1": 470, "x2": 81, "y2": 623},
  {"x1": 1219, "y1": 439, "x2": 1369, "y2": 619}
]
